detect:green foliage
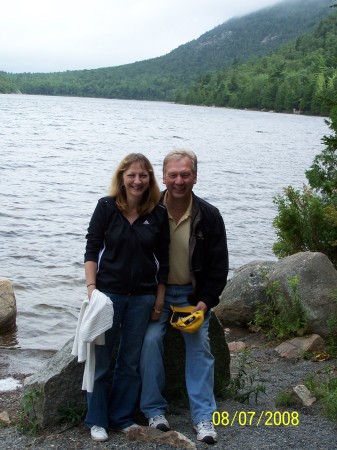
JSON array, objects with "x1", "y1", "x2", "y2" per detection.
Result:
[
  {"x1": 305, "y1": 366, "x2": 337, "y2": 422},
  {"x1": 326, "y1": 289, "x2": 337, "y2": 357},
  {"x1": 275, "y1": 389, "x2": 297, "y2": 408},
  {"x1": 58, "y1": 403, "x2": 86, "y2": 425},
  {"x1": 253, "y1": 276, "x2": 309, "y2": 341},
  {"x1": 223, "y1": 349, "x2": 266, "y2": 404},
  {"x1": 306, "y1": 108, "x2": 337, "y2": 196},
  {"x1": 17, "y1": 389, "x2": 42, "y2": 435},
  {"x1": 272, "y1": 105, "x2": 337, "y2": 267}
]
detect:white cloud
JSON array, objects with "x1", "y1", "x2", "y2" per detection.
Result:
[{"x1": 0, "y1": 0, "x2": 280, "y2": 73}]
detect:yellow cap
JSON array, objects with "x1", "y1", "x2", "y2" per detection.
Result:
[{"x1": 170, "y1": 305, "x2": 204, "y2": 333}]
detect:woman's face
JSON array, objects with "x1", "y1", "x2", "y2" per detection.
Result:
[{"x1": 122, "y1": 161, "x2": 150, "y2": 202}]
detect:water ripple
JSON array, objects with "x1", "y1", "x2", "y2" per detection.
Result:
[{"x1": 1, "y1": 94, "x2": 328, "y2": 351}]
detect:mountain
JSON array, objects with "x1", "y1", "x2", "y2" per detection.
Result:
[
  {"x1": 177, "y1": 7, "x2": 337, "y2": 116},
  {"x1": 1, "y1": 0, "x2": 335, "y2": 101}
]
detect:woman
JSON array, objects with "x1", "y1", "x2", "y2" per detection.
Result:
[{"x1": 84, "y1": 153, "x2": 169, "y2": 442}]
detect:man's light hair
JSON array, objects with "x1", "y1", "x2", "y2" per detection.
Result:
[{"x1": 163, "y1": 149, "x2": 198, "y2": 175}]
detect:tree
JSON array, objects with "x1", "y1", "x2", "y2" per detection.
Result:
[{"x1": 272, "y1": 105, "x2": 337, "y2": 267}]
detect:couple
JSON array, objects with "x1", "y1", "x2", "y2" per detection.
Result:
[{"x1": 84, "y1": 149, "x2": 229, "y2": 444}]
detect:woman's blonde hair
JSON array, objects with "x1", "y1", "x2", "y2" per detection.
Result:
[{"x1": 108, "y1": 153, "x2": 160, "y2": 215}]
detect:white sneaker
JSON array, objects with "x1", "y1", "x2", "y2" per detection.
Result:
[
  {"x1": 193, "y1": 420, "x2": 217, "y2": 444},
  {"x1": 120, "y1": 423, "x2": 141, "y2": 433},
  {"x1": 90, "y1": 425, "x2": 108, "y2": 442},
  {"x1": 149, "y1": 414, "x2": 170, "y2": 431}
]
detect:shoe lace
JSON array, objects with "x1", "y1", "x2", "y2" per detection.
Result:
[
  {"x1": 153, "y1": 414, "x2": 165, "y2": 421},
  {"x1": 198, "y1": 420, "x2": 214, "y2": 431}
]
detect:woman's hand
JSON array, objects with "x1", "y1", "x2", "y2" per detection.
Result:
[
  {"x1": 152, "y1": 283, "x2": 165, "y2": 321},
  {"x1": 151, "y1": 298, "x2": 164, "y2": 321}
]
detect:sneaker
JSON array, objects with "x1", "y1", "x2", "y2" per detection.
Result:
[
  {"x1": 120, "y1": 423, "x2": 141, "y2": 433},
  {"x1": 90, "y1": 425, "x2": 108, "y2": 442},
  {"x1": 149, "y1": 415, "x2": 170, "y2": 432},
  {"x1": 193, "y1": 420, "x2": 217, "y2": 444}
]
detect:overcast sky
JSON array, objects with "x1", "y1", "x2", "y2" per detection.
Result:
[{"x1": 1, "y1": 0, "x2": 282, "y2": 73}]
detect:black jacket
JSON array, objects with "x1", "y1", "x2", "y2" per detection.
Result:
[
  {"x1": 163, "y1": 191, "x2": 229, "y2": 310},
  {"x1": 84, "y1": 196, "x2": 170, "y2": 295}
]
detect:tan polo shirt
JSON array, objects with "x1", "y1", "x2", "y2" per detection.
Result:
[{"x1": 163, "y1": 193, "x2": 192, "y2": 285}]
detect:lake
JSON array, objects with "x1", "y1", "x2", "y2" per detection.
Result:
[{"x1": 0, "y1": 94, "x2": 329, "y2": 350}]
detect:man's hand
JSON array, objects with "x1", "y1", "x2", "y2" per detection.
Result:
[{"x1": 192, "y1": 301, "x2": 208, "y2": 313}]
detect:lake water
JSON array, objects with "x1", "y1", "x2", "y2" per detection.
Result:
[{"x1": 0, "y1": 94, "x2": 329, "y2": 351}]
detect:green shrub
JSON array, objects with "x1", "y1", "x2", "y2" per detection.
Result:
[
  {"x1": 17, "y1": 389, "x2": 42, "y2": 435},
  {"x1": 253, "y1": 275, "x2": 309, "y2": 341},
  {"x1": 272, "y1": 105, "x2": 337, "y2": 268},
  {"x1": 275, "y1": 389, "x2": 297, "y2": 408},
  {"x1": 223, "y1": 349, "x2": 266, "y2": 404},
  {"x1": 305, "y1": 366, "x2": 337, "y2": 423}
]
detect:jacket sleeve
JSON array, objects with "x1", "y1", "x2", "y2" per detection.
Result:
[
  {"x1": 196, "y1": 211, "x2": 229, "y2": 309},
  {"x1": 84, "y1": 199, "x2": 107, "y2": 263},
  {"x1": 154, "y1": 205, "x2": 170, "y2": 285}
]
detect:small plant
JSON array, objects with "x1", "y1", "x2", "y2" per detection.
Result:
[
  {"x1": 17, "y1": 389, "x2": 42, "y2": 435},
  {"x1": 253, "y1": 275, "x2": 309, "y2": 341},
  {"x1": 304, "y1": 366, "x2": 337, "y2": 423},
  {"x1": 275, "y1": 389, "x2": 297, "y2": 408},
  {"x1": 223, "y1": 349, "x2": 266, "y2": 404},
  {"x1": 326, "y1": 289, "x2": 337, "y2": 358},
  {"x1": 58, "y1": 403, "x2": 86, "y2": 425}
]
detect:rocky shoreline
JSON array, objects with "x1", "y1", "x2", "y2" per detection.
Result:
[{"x1": 1, "y1": 327, "x2": 337, "y2": 449}]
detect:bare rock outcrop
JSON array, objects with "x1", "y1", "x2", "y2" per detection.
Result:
[{"x1": 0, "y1": 278, "x2": 17, "y2": 333}]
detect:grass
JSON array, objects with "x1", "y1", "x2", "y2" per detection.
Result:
[
  {"x1": 222, "y1": 349, "x2": 266, "y2": 404},
  {"x1": 305, "y1": 365, "x2": 337, "y2": 423}
]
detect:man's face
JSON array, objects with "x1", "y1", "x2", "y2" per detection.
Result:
[{"x1": 163, "y1": 157, "x2": 197, "y2": 201}]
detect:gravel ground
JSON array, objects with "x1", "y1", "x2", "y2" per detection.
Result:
[{"x1": 1, "y1": 329, "x2": 337, "y2": 449}]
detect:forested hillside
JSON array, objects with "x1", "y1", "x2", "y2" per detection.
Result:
[
  {"x1": 176, "y1": 10, "x2": 337, "y2": 115},
  {"x1": 0, "y1": 0, "x2": 335, "y2": 115}
]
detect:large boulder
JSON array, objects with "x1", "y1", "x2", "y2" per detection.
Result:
[
  {"x1": 23, "y1": 312, "x2": 230, "y2": 427},
  {"x1": 214, "y1": 261, "x2": 276, "y2": 326},
  {"x1": 23, "y1": 339, "x2": 86, "y2": 427},
  {"x1": 215, "y1": 252, "x2": 337, "y2": 338},
  {"x1": 268, "y1": 252, "x2": 337, "y2": 337},
  {"x1": 0, "y1": 277, "x2": 17, "y2": 333}
]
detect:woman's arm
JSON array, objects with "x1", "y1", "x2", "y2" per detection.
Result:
[
  {"x1": 151, "y1": 282, "x2": 166, "y2": 321},
  {"x1": 85, "y1": 260, "x2": 98, "y2": 299}
]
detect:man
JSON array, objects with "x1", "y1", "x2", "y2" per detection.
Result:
[{"x1": 140, "y1": 149, "x2": 229, "y2": 444}]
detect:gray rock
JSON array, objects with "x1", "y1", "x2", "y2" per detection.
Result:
[
  {"x1": 0, "y1": 278, "x2": 17, "y2": 333},
  {"x1": 268, "y1": 252, "x2": 337, "y2": 337},
  {"x1": 215, "y1": 252, "x2": 337, "y2": 338},
  {"x1": 23, "y1": 339, "x2": 86, "y2": 427},
  {"x1": 292, "y1": 385, "x2": 316, "y2": 406},
  {"x1": 215, "y1": 260, "x2": 276, "y2": 326},
  {"x1": 23, "y1": 311, "x2": 230, "y2": 427}
]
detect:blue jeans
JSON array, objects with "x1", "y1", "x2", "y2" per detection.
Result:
[
  {"x1": 140, "y1": 284, "x2": 216, "y2": 425},
  {"x1": 85, "y1": 292, "x2": 155, "y2": 430}
]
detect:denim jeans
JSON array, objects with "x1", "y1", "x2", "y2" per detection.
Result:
[
  {"x1": 85, "y1": 292, "x2": 155, "y2": 430},
  {"x1": 140, "y1": 284, "x2": 216, "y2": 425}
]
